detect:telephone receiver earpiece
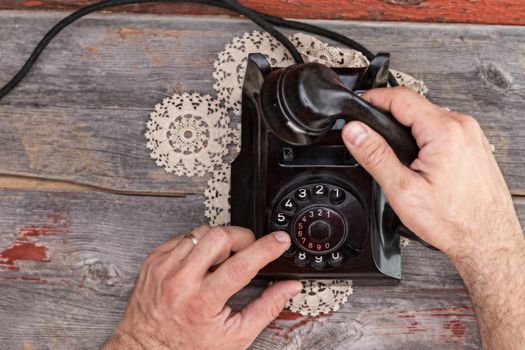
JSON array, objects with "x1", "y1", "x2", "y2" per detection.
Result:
[{"x1": 260, "y1": 62, "x2": 419, "y2": 166}]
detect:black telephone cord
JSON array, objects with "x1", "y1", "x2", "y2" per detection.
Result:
[
  {"x1": 0, "y1": 0, "x2": 301, "y2": 100},
  {"x1": 0, "y1": 0, "x2": 399, "y2": 100}
]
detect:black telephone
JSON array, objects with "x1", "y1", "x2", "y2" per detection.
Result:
[
  {"x1": 231, "y1": 53, "x2": 422, "y2": 281},
  {"x1": 0, "y1": 0, "x2": 433, "y2": 281}
]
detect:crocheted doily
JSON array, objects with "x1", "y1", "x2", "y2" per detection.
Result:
[
  {"x1": 390, "y1": 69, "x2": 429, "y2": 95},
  {"x1": 287, "y1": 279, "x2": 354, "y2": 316},
  {"x1": 145, "y1": 31, "x2": 428, "y2": 316},
  {"x1": 204, "y1": 165, "x2": 231, "y2": 226},
  {"x1": 290, "y1": 33, "x2": 369, "y2": 68},
  {"x1": 213, "y1": 31, "x2": 294, "y2": 115},
  {"x1": 146, "y1": 93, "x2": 232, "y2": 176},
  {"x1": 213, "y1": 32, "x2": 373, "y2": 116}
]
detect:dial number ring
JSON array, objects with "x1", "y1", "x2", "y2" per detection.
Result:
[
  {"x1": 292, "y1": 206, "x2": 347, "y2": 255},
  {"x1": 270, "y1": 182, "x2": 368, "y2": 269}
]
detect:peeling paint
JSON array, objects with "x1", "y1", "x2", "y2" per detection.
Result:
[
  {"x1": 0, "y1": 276, "x2": 48, "y2": 283},
  {"x1": 269, "y1": 311, "x2": 331, "y2": 341},
  {"x1": 0, "y1": 210, "x2": 70, "y2": 272},
  {"x1": 21, "y1": 0, "x2": 43, "y2": 7},
  {"x1": 444, "y1": 320, "x2": 467, "y2": 339},
  {"x1": 0, "y1": 242, "x2": 49, "y2": 265}
]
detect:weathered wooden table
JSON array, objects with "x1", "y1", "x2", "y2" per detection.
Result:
[{"x1": 0, "y1": 3, "x2": 524, "y2": 349}]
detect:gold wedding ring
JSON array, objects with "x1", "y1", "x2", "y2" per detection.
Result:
[{"x1": 184, "y1": 232, "x2": 199, "y2": 246}]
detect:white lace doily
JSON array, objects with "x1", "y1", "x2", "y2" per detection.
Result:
[
  {"x1": 290, "y1": 33, "x2": 369, "y2": 68},
  {"x1": 145, "y1": 31, "x2": 428, "y2": 316},
  {"x1": 213, "y1": 31, "x2": 294, "y2": 115},
  {"x1": 145, "y1": 93, "x2": 232, "y2": 176},
  {"x1": 204, "y1": 166, "x2": 231, "y2": 226},
  {"x1": 213, "y1": 32, "x2": 375, "y2": 116},
  {"x1": 286, "y1": 279, "x2": 353, "y2": 316},
  {"x1": 391, "y1": 69, "x2": 429, "y2": 95}
]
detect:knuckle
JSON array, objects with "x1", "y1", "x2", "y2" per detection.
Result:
[
  {"x1": 395, "y1": 86, "x2": 415, "y2": 96},
  {"x1": 138, "y1": 261, "x2": 153, "y2": 281},
  {"x1": 392, "y1": 86, "x2": 418, "y2": 106},
  {"x1": 142, "y1": 249, "x2": 160, "y2": 267},
  {"x1": 193, "y1": 224, "x2": 210, "y2": 233},
  {"x1": 227, "y1": 256, "x2": 251, "y2": 281},
  {"x1": 234, "y1": 226, "x2": 256, "y2": 241},
  {"x1": 207, "y1": 226, "x2": 229, "y2": 244},
  {"x1": 443, "y1": 119, "x2": 464, "y2": 136},
  {"x1": 142, "y1": 255, "x2": 155, "y2": 270},
  {"x1": 151, "y1": 260, "x2": 169, "y2": 281},
  {"x1": 362, "y1": 141, "x2": 389, "y2": 169},
  {"x1": 460, "y1": 115, "x2": 481, "y2": 131}
]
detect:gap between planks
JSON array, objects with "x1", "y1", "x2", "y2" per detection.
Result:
[
  {"x1": 0, "y1": 174, "x2": 193, "y2": 197},
  {"x1": 1, "y1": 174, "x2": 524, "y2": 201},
  {"x1": 0, "y1": 0, "x2": 523, "y2": 25}
]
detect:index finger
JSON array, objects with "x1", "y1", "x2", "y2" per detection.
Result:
[
  {"x1": 201, "y1": 231, "x2": 291, "y2": 313},
  {"x1": 362, "y1": 87, "x2": 447, "y2": 147}
]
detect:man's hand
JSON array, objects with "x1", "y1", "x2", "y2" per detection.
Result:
[
  {"x1": 102, "y1": 227, "x2": 301, "y2": 350},
  {"x1": 342, "y1": 87, "x2": 525, "y2": 349}
]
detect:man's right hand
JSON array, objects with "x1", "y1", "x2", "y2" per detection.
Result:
[
  {"x1": 342, "y1": 87, "x2": 525, "y2": 349},
  {"x1": 342, "y1": 87, "x2": 521, "y2": 258}
]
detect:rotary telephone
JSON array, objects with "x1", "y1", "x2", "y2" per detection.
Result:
[
  {"x1": 231, "y1": 53, "x2": 424, "y2": 281},
  {"x1": 0, "y1": 0, "x2": 433, "y2": 282}
]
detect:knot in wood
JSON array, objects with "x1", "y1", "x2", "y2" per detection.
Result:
[
  {"x1": 477, "y1": 63, "x2": 512, "y2": 90},
  {"x1": 82, "y1": 259, "x2": 120, "y2": 287}
]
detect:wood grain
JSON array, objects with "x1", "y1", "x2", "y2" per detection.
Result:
[
  {"x1": 9, "y1": 191, "x2": 525, "y2": 349},
  {"x1": 0, "y1": 10, "x2": 524, "y2": 349},
  {"x1": 0, "y1": 11, "x2": 524, "y2": 195},
  {"x1": 0, "y1": 0, "x2": 524, "y2": 25},
  {"x1": 3, "y1": 193, "x2": 524, "y2": 349},
  {"x1": 0, "y1": 189, "x2": 207, "y2": 349}
]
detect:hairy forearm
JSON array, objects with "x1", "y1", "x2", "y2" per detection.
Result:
[{"x1": 450, "y1": 223, "x2": 525, "y2": 349}]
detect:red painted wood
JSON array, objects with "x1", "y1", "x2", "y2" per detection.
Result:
[
  {"x1": 0, "y1": 210, "x2": 70, "y2": 271},
  {"x1": 0, "y1": 0, "x2": 523, "y2": 25}
]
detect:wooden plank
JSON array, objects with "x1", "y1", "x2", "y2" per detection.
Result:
[
  {"x1": 4, "y1": 191, "x2": 525, "y2": 348},
  {"x1": 7, "y1": 190, "x2": 523, "y2": 348},
  {"x1": 0, "y1": 11, "x2": 524, "y2": 195},
  {"x1": 0, "y1": 0, "x2": 524, "y2": 25},
  {"x1": 0, "y1": 189, "x2": 207, "y2": 349},
  {"x1": 0, "y1": 11, "x2": 522, "y2": 350}
]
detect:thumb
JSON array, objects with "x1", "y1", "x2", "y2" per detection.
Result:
[
  {"x1": 236, "y1": 281, "x2": 302, "y2": 339},
  {"x1": 342, "y1": 121, "x2": 415, "y2": 195}
]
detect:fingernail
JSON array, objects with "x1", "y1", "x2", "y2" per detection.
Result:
[
  {"x1": 345, "y1": 122, "x2": 368, "y2": 146},
  {"x1": 273, "y1": 231, "x2": 290, "y2": 243}
]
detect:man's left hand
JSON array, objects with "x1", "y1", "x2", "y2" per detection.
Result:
[{"x1": 103, "y1": 226, "x2": 302, "y2": 350}]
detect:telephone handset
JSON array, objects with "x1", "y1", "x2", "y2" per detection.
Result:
[
  {"x1": 231, "y1": 53, "x2": 424, "y2": 280},
  {"x1": 259, "y1": 57, "x2": 419, "y2": 165}
]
